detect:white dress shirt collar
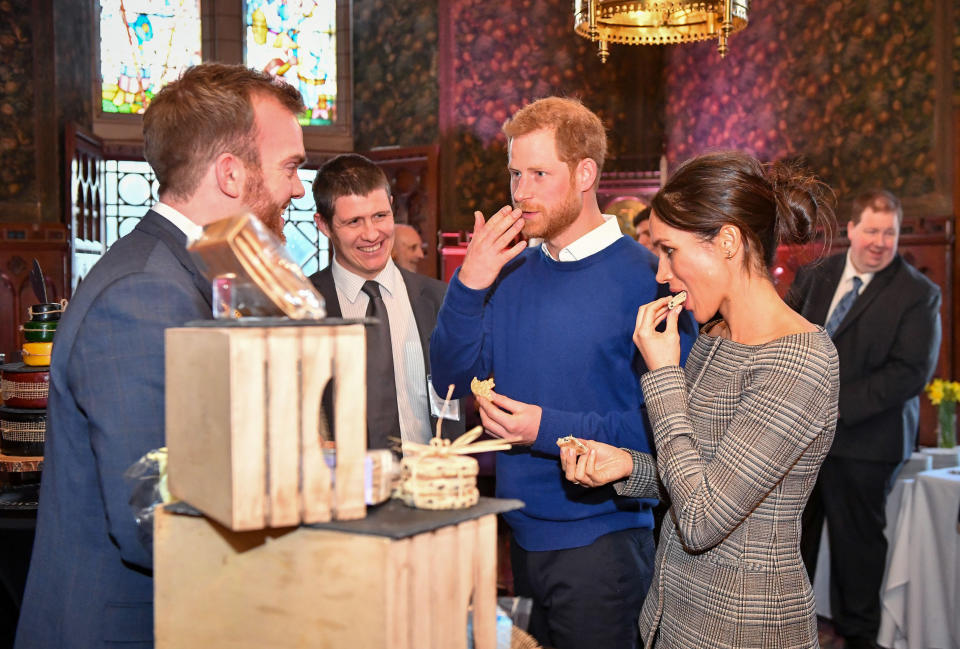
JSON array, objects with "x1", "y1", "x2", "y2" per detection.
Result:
[
  {"x1": 541, "y1": 214, "x2": 623, "y2": 262},
  {"x1": 150, "y1": 202, "x2": 204, "y2": 242},
  {"x1": 331, "y1": 256, "x2": 401, "y2": 303},
  {"x1": 840, "y1": 249, "x2": 875, "y2": 293}
]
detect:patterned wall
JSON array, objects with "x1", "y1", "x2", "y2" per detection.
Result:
[
  {"x1": 352, "y1": 0, "x2": 439, "y2": 152},
  {"x1": 0, "y1": 1, "x2": 35, "y2": 202},
  {"x1": 663, "y1": 0, "x2": 948, "y2": 203},
  {"x1": 444, "y1": 0, "x2": 665, "y2": 230}
]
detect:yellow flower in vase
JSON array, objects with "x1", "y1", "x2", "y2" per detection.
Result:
[{"x1": 925, "y1": 378, "x2": 959, "y2": 448}]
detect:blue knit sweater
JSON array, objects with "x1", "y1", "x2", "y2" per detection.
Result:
[{"x1": 430, "y1": 236, "x2": 696, "y2": 551}]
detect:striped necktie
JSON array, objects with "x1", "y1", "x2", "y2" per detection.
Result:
[{"x1": 825, "y1": 276, "x2": 862, "y2": 337}]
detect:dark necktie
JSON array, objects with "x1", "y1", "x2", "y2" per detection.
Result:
[
  {"x1": 361, "y1": 281, "x2": 400, "y2": 449},
  {"x1": 825, "y1": 276, "x2": 862, "y2": 337}
]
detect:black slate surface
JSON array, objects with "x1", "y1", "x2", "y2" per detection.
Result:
[
  {"x1": 166, "y1": 496, "x2": 524, "y2": 540},
  {"x1": 304, "y1": 497, "x2": 524, "y2": 539}
]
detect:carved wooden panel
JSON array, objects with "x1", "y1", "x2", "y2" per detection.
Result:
[
  {"x1": 64, "y1": 123, "x2": 106, "y2": 293},
  {"x1": 0, "y1": 224, "x2": 68, "y2": 362}
]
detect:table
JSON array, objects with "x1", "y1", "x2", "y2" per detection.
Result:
[
  {"x1": 878, "y1": 467, "x2": 960, "y2": 649},
  {"x1": 814, "y1": 452, "x2": 933, "y2": 618}
]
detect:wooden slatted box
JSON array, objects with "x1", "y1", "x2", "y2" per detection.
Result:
[{"x1": 165, "y1": 321, "x2": 367, "y2": 530}]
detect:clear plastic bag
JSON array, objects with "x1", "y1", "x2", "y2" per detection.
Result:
[{"x1": 124, "y1": 447, "x2": 171, "y2": 555}]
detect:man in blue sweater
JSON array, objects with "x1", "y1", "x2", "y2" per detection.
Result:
[{"x1": 430, "y1": 97, "x2": 695, "y2": 649}]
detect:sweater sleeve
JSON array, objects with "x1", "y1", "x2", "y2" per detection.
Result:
[
  {"x1": 429, "y1": 270, "x2": 493, "y2": 399},
  {"x1": 531, "y1": 407, "x2": 654, "y2": 455},
  {"x1": 641, "y1": 344, "x2": 837, "y2": 552}
]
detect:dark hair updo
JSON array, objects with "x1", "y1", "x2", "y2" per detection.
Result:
[{"x1": 651, "y1": 151, "x2": 835, "y2": 270}]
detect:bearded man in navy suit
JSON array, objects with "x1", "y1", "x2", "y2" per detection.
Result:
[
  {"x1": 787, "y1": 189, "x2": 941, "y2": 649},
  {"x1": 16, "y1": 63, "x2": 308, "y2": 649}
]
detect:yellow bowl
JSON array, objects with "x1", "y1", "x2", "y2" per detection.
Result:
[
  {"x1": 22, "y1": 353, "x2": 51, "y2": 367},
  {"x1": 22, "y1": 342, "x2": 53, "y2": 356}
]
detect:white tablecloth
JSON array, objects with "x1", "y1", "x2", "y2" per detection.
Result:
[
  {"x1": 878, "y1": 466, "x2": 960, "y2": 649},
  {"x1": 814, "y1": 452, "x2": 933, "y2": 618}
]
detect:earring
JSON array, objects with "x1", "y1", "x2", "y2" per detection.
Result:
[{"x1": 726, "y1": 250, "x2": 734, "y2": 259}]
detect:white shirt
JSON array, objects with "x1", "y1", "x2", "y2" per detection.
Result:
[
  {"x1": 151, "y1": 202, "x2": 204, "y2": 242},
  {"x1": 540, "y1": 214, "x2": 623, "y2": 262},
  {"x1": 825, "y1": 250, "x2": 875, "y2": 324},
  {"x1": 330, "y1": 257, "x2": 432, "y2": 445}
]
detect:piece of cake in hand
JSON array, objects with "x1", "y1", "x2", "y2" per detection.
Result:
[
  {"x1": 667, "y1": 290, "x2": 687, "y2": 310},
  {"x1": 556, "y1": 435, "x2": 589, "y2": 455},
  {"x1": 470, "y1": 376, "x2": 495, "y2": 399}
]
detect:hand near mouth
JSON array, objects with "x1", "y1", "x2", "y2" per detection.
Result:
[{"x1": 458, "y1": 205, "x2": 527, "y2": 290}]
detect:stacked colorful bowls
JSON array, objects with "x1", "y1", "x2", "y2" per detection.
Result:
[{"x1": 0, "y1": 302, "x2": 62, "y2": 457}]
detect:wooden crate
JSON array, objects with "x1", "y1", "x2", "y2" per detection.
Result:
[
  {"x1": 154, "y1": 501, "x2": 508, "y2": 649},
  {"x1": 165, "y1": 322, "x2": 367, "y2": 530}
]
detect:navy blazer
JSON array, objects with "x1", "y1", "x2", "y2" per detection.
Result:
[
  {"x1": 310, "y1": 265, "x2": 466, "y2": 442},
  {"x1": 786, "y1": 253, "x2": 941, "y2": 463},
  {"x1": 16, "y1": 211, "x2": 211, "y2": 649}
]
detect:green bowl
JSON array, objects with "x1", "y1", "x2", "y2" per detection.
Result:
[
  {"x1": 22, "y1": 320, "x2": 57, "y2": 332},
  {"x1": 23, "y1": 328, "x2": 55, "y2": 343}
]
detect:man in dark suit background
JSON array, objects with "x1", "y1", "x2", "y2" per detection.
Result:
[
  {"x1": 787, "y1": 189, "x2": 941, "y2": 649},
  {"x1": 309, "y1": 154, "x2": 464, "y2": 451},
  {"x1": 15, "y1": 63, "x2": 308, "y2": 649}
]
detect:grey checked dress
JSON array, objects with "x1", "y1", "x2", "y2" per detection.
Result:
[{"x1": 622, "y1": 328, "x2": 839, "y2": 649}]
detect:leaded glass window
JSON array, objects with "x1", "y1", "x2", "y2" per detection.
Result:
[
  {"x1": 244, "y1": 0, "x2": 338, "y2": 127},
  {"x1": 99, "y1": 0, "x2": 203, "y2": 115},
  {"x1": 104, "y1": 160, "x2": 329, "y2": 275}
]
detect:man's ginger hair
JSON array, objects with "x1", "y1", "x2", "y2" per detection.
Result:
[{"x1": 502, "y1": 97, "x2": 607, "y2": 185}]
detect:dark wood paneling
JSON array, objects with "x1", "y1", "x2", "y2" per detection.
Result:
[
  {"x1": 367, "y1": 146, "x2": 440, "y2": 279},
  {"x1": 0, "y1": 224, "x2": 68, "y2": 362}
]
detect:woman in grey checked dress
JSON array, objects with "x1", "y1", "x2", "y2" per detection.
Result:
[{"x1": 560, "y1": 151, "x2": 840, "y2": 649}]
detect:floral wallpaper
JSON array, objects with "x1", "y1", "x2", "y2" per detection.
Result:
[
  {"x1": 352, "y1": 0, "x2": 439, "y2": 152},
  {"x1": 0, "y1": 0, "x2": 35, "y2": 202},
  {"x1": 664, "y1": 0, "x2": 944, "y2": 202},
  {"x1": 446, "y1": 0, "x2": 665, "y2": 230}
]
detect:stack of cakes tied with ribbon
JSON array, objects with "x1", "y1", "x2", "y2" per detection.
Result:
[{"x1": 0, "y1": 266, "x2": 64, "y2": 459}]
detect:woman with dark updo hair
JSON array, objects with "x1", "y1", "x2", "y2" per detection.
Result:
[{"x1": 560, "y1": 151, "x2": 840, "y2": 648}]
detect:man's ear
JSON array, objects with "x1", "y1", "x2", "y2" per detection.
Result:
[
  {"x1": 314, "y1": 212, "x2": 331, "y2": 238},
  {"x1": 214, "y1": 153, "x2": 244, "y2": 199},
  {"x1": 575, "y1": 158, "x2": 599, "y2": 193}
]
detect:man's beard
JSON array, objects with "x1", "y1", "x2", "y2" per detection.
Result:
[
  {"x1": 517, "y1": 184, "x2": 581, "y2": 243},
  {"x1": 243, "y1": 166, "x2": 288, "y2": 243}
]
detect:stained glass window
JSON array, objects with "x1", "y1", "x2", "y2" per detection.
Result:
[
  {"x1": 244, "y1": 0, "x2": 338, "y2": 127},
  {"x1": 104, "y1": 160, "x2": 329, "y2": 275},
  {"x1": 99, "y1": 0, "x2": 202, "y2": 115}
]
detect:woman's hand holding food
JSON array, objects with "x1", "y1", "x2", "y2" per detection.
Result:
[
  {"x1": 633, "y1": 296, "x2": 684, "y2": 371},
  {"x1": 559, "y1": 438, "x2": 633, "y2": 488}
]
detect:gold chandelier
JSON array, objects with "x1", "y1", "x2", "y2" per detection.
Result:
[{"x1": 574, "y1": 0, "x2": 749, "y2": 62}]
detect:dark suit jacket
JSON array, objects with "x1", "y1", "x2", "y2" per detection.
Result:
[
  {"x1": 16, "y1": 211, "x2": 211, "y2": 649},
  {"x1": 310, "y1": 265, "x2": 465, "y2": 441},
  {"x1": 786, "y1": 253, "x2": 941, "y2": 463}
]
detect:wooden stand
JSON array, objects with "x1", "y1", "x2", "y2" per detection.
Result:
[
  {"x1": 165, "y1": 320, "x2": 367, "y2": 531},
  {"x1": 154, "y1": 498, "x2": 521, "y2": 649}
]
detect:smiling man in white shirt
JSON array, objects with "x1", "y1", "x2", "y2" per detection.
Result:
[
  {"x1": 789, "y1": 189, "x2": 942, "y2": 649},
  {"x1": 309, "y1": 154, "x2": 463, "y2": 451}
]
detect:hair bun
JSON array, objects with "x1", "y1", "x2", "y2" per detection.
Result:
[{"x1": 765, "y1": 160, "x2": 835, "y2": 247}]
